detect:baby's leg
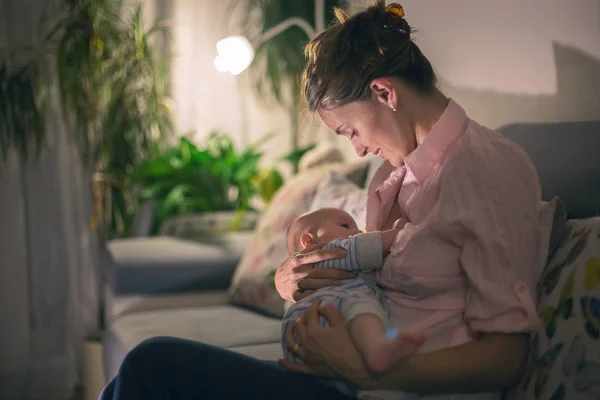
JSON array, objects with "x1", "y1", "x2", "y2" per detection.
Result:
[
  {"x1": 341, "y1": 288, "x2": 424, "y2": 374},
  {"x1": 349, "y1": 314, "x2": 424, "y2": 374}
]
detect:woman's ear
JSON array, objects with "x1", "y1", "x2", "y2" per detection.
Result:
[
  {"x1": 370, "y1": 78, "x2": 397, "y2": 110},
  {"x1": 300, "y1": 233, "x2": 315, "y2": 249}
]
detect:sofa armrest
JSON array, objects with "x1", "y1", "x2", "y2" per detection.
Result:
[{"x1": 105, "y1": 232, "x2": 253, "y2": 296}]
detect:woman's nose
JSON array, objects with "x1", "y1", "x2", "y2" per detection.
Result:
[{"x1": 353, "y1": 143, "x2": 367, "y2": 157}]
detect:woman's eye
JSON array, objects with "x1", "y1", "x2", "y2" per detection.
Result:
[{"x1": 341, "y1": 223, "x2": 350, "y2": 228}]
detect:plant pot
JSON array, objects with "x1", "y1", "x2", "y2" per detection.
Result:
[{"x1": 159, "y1": 211, "x2": 260, "y2": 238}]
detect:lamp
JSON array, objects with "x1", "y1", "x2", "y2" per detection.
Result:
[{"x1": 215, "y1": 0, "x2": 325, "y2": 75}]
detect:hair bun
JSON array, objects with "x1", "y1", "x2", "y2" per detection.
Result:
[
  {"x1": 383, "y1": 3, "x2": 410, "y2": 35},
  {"x1": 385, "y1": 3, "x2": 405, "y2": 19}
]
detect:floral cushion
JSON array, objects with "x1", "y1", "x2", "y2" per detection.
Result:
[
  {"x1": 309, "y1": 171, "x2": 368, "y2": 230},
  {"x1": 513, "y1": 217, "x2": 600, "y2": 400},
  {"x1": 227, "y1": 162, "x2": 369, "y2": 317}
]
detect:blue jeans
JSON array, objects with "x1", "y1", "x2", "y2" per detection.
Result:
[{"x1": 99, "y1": 336, "x2": 354, "y2": 400}]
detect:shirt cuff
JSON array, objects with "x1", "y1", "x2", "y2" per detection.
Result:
[
  {"x1": 355, "y1": 231, "x2": 383, "y2": 271},
  {"x1": 469, "y1": 282, "x2": 540, "y2": 333}
]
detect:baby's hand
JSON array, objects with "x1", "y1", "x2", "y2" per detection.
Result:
[
  {"x1": 381, "y1": 228, "x2": 400, "y2": 257},
  {"x1": 392, "y1": 218, "x2": 408, "y2": 230}
]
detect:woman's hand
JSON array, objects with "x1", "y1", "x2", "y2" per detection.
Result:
[
  {"x1": 279, "y1": 300, "x2": 372, "y2": 383},
  {"x1": 274, "y1": 244, "x2": 353, "y2": 302}
]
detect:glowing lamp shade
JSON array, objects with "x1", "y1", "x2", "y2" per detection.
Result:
[{"x1": 214, "y1": 36, "x2": 255, "y2": 75}]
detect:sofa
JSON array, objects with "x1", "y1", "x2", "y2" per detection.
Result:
[{"x1": 100, "y1": 120, "x2": 600, "y2": 399}]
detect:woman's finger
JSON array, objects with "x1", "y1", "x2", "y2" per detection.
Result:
[
  {"x1": 304, "y1": 268, "x2": 355, "y2": 280},
  {"x1": 278, "y1": 358, "x2": 315, "y2": 374},
  {"x1": 284, "y1": 322, "x2": 298, "y2": 351},
  {"x1": 296, "y1": 247, "x2": 347, "y2": 265},
  {"x1": 298, "y1": 278, "x2": 340, "y2": 290},
  {"x1": 284, "y1": 322, "x2": 308, "y2": 359},
  {"x1": 316, "y1": 304, "x2": 346, "y2": 328},
  {"x1": 295, "y1": 312, "x2": 309, "y2": 345},
  {"x1": 304, "y1": 299, "x2": 323, "y2": 330},
  {"x1": 292, "y1": 289, "x2": 314, "y2": 301}
]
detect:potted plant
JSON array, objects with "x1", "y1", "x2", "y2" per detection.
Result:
[
  {"x1": 130, "y1": 131, "x2": 286, "y2": 236},
  {"x1": 0, "y1": 0, "x2": 173, "y2": 240}
]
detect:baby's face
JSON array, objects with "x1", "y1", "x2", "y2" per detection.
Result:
[
  {"x1": 308, "y1": 209, "x2": 361, "y2": 245},
  {"x1": 287, "y1": 208, "x2": 361, "y2": 254}
]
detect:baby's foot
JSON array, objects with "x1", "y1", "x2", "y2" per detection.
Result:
[{"x1": 365, "y1": 330, "x2": 425, "y2": 373}]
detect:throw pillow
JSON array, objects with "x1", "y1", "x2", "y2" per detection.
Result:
[
  {"x1": 228, "y1": 162, "x2": 369, "y2": 317},
  {"x1": 537, "y1": 198, "x2": 568, "y2": 284},
  {"x1": 309, "y1": 171, "x2": 368, "y2": 231},
  {"x1": 298, "y1": 142, "x2": 344, "y2": 172},
  {"x1": 511, "y1": 217, "x2": 600, "y2": 400}
]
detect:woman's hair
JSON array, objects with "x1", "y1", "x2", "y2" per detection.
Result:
[{"x1": 302, "y1": 1, "x2": 436, "y2": 111}]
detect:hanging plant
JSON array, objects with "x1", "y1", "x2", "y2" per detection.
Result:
[
  {"x1": 0, "y1": 0, "x2": 174, "y2": 239},
  {"x1": 0, "y1": 55, "x2": 45, "y2": 163},
  {"x1": 227, "y1": 0, "x2": 341, "y2": 163},
  {"x1": 229, "y1": 0, "x2": 340, "y2": 106}
]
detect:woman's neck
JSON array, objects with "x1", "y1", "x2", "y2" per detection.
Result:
[{"x1": 399, "y1": 88, "x2": 449, "y2": 146}]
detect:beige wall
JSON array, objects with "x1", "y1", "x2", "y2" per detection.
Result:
[{"x1": 357, "y1": 0, "x2": 600, "y2": 129}]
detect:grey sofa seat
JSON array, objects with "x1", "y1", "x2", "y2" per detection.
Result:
[{"x1": 103, "y1": 304, "x2": 282, "y2": 380}]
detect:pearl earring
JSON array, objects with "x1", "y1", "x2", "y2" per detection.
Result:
[{"x1": 392, "y1": 107, "x2": 397, "y2": 112}]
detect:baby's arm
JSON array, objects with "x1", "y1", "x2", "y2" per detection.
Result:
[{"x1": 313, "y1": 229, "x2": 400, "y2": 272}]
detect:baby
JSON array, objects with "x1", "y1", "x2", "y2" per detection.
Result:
[{"x1": 282, "y1": 208, "x2": 424, "y2": 392}]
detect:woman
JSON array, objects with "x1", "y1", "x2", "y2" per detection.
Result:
[{"x1": 100, "y1": 2, "x2": 542, "y2": 399}]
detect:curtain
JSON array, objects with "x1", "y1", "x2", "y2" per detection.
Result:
[{"x1": 0, "y1": 0, "x2": 101, "y2": 399}]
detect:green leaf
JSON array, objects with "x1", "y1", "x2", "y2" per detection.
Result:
[
  {"x1": 560, "y1": 271, "x2": 575, "y2": 304},
  {"x1": 163, "y1": 183, "x2": 193, "y2": 211},
  {"x1": 235, "y1": 154, "x2": 261, "y2": 181},
  {"x1": 139, "y1": 181, "x2": 168, "y2": 200}
]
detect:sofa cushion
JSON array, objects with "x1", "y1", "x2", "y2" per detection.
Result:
[
  {"x1": 512, "y1": 218, "x2": 600, "y2": 400},
  {"x1": 106, "y1": 234, "x2": 252, "y2": 295},
  {"x1": 103, "y1": 305, "x2": 282, "y2": 380},
  {"x1": 497, "y1": 120, "x2": 600, "y2": 219},
  {"x1": 536, "y1": 198, "x2": 568, "y2": 283},
  {"x1": 104, "y1": 286, "x2": 230, "y2": 322},
  {"x1": 228, "y1": 162, "x2": 369, "y2": 317},
  {"x1": 309, "y1": 171, "x2": 368, "y2": 231}
]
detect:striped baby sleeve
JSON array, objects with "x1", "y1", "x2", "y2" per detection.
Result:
[{"x1": 313, "y1": 231, "x2": 383, "y2": 272}]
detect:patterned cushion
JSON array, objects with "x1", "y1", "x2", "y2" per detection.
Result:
[
  {"x1": 513, "y1": 218, "x2": 600, "y2": 400},
  {"x1": 227, "y1": 162, "x2": 369, "y2": 317},
  {"x1": 309, "y1": 171, "x2": 368, "y2": 230}
]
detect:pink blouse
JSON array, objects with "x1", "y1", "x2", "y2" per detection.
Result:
[{"x1": 367, "y1": 99, "x2": 542, "y2": 360}]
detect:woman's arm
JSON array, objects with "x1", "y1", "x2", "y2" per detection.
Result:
[
  {"x1": 282, "y1": 303, "x2": 528, "y2": 395},
  {"x1": 358, "y1": 332, "x2": 528, "y2": 394}
]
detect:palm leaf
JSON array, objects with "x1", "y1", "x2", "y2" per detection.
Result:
[
  {"x1": 228, "y1": 0, "x2": 341, "y2": 106},
  {"x1": 0, "y1": 60, "x2": 45, "y2": 165}
]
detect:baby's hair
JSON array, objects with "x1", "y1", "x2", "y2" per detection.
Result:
[{"x1": 302, "y1": 0, "x2": 436, "y2": 111}]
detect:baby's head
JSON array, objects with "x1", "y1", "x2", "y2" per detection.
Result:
[{"x1": 286, "y1": 208, "x2": 361, "y2": 255}]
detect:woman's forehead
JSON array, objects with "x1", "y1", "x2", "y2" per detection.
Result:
[{"x1": 318, "y1": 103, "x2": 369, "y2": 129}]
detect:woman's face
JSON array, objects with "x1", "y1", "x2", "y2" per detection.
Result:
[{"x1": 318, "y1": 85, "x2": 417, "y2": 168}]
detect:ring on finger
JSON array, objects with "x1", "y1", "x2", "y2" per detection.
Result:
[{"x1": 298, "y1": 284, "x2": 305, "y2": 294}]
